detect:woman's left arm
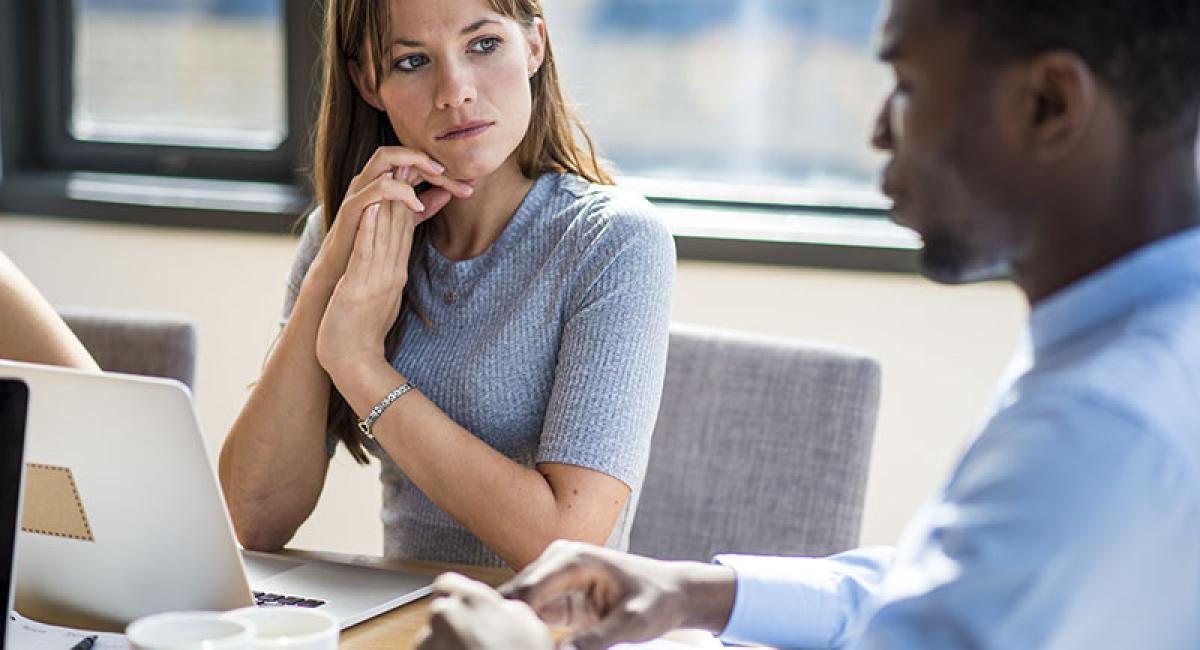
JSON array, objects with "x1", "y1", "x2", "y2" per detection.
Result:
[
  {"x1": 320, "y1": 196, "x2": 674, "y2": 570},
  {"x1": 0, "y1": 251, "x2": 99, "y2": 370}
]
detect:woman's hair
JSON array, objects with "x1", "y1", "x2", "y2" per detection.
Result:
[{"x1": 313, "y1": 0, "x2": 613, "y2": 463}]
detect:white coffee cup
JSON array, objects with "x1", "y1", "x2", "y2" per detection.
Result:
[
  {"x1": 223, "y1": 607, "x2": 339, "y2": 650},
  {"x1": 126, "y1": 611, "x2": 256, "y2": 650}
]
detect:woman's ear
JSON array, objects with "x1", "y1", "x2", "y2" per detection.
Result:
[
  {"x1": 348, "y1": 59, "x2": 387, "y2": 112},
  {"x1": 525, "y1": 18, "x2": 546, "y2": 77}
]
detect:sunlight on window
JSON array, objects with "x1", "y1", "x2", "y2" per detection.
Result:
[
  {"x1": 72, "y1": 0, "x2": 285, "y2": 150},
  {"x1": 548, "y1": 0, "x2": 889, "y2": 205}
]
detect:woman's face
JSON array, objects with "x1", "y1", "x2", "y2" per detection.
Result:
[{"x1": 354, "y1": 0, "x2": 545, "y2": 181}]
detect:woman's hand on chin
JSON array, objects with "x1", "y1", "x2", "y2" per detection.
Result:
[{"x1": 309, "y1": 146, "x2": 471, "y2": 286}]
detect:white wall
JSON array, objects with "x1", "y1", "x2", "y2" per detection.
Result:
[{"x1": 0, "y1": 213, "x2": 1026, "y2": 555}]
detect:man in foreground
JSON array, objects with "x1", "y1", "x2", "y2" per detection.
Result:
[{"x1": 417, "y1": 0, "x2": 1200, "y2": 647}]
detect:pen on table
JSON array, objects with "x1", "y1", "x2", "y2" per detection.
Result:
[{"x1": 68, "y1": 634, "x2": 98, "y2": 650}]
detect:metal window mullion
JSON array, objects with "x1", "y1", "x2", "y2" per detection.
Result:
[{"x1": 281, "y1": 0, "x2": 324, "y2": 193}]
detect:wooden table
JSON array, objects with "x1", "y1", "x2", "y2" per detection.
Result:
[
  {"x1": 280, "y1": 549, "x2": 514, "y2": 650},
  {"x1": 281, "y1": 550, "x2": 740, "y2": 650}
]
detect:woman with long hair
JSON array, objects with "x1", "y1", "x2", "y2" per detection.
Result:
[{"x1": 218, "y1": 0, "x2": 674, "y2": 569}]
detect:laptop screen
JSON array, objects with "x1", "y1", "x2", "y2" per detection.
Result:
[{"x1": 0, "y1": 379, "x2": 29, "y2": 647}]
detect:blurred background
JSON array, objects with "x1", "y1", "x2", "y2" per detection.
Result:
[
  {"x1": 72, "y1": 0, "x2": 888, "y2": 200},
  {"x1": 3, "y1": 0, "x2": 1040, "y2": 557}
]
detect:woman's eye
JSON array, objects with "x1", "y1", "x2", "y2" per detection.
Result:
[
  {"x1": 394, "y1": 54, "x2": 429, "y2": 72},
  {"x1": 469, "y1": 36, "x2": 501, "y2": 54}
]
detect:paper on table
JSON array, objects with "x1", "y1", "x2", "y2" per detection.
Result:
[{"x1": 7, "y1": 611, "x2": 131, "y2": 650}]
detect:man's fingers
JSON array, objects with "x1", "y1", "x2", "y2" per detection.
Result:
[
  {"x1": 501, "y1": 541, "x2": 605, "y2": 609},
  {"x1": 432, "y1": 573, "x2": 498, "y2": 603},
  {"x1": 501, "y1": 560, "x2": 587, "y2": 614},
  {"x1": 500, "y1": 541, "x2": 577, "y2": 599},
  {"x1": 534, "y1": 591, "x2": 599, "y2": 629},
  {"x1": 563, "y1": 605, "x2": 652, "y2": 650},
  {"x1": 412, "y1": 625, "x2": 436, "y2": 650},
  {"x1": 422, "y1": 584, "x2": 497, "y2": 650},
  {"x1": 421, "y1": 602, "x2": 460, "y2": 650},
  {"x1": 533, "y1": 594, "x2": 571, "y2": 627},
  {"x1": 432, "y1": 572, "x2": 468, "y2": 596}
]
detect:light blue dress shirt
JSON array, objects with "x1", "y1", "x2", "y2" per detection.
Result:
[{"x1": 716, "y1": 227, "x2": 1200, "y2": 649}]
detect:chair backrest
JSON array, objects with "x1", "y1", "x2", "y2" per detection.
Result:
[
  {"x1": 629, "y1": 324, "x2": 881, "y2": 562},
  {"x1": 60, "y1": 309, "x2": 197, "y2": 389}
]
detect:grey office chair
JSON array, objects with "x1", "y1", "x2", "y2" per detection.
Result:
[
  {"x1": 629, "y1": 324, "x2": 881, "y2": 562},
  {"x1": 60, "y1": 309, "x2": 197, "y2": 389}
]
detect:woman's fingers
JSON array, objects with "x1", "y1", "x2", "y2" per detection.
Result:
[
  {"x1": 563, "y1": 601, "x2": 657, "y2": 650},
  {"x1": 415, "y1": 186, "x2": 455, "y2": 225},
  {"x1": 373, "y1": 194, "x2": 394, "y2": 283},
  {"x1": 347, "y1": 148, "x2": 443, "y2": 193},
  {"x1": 325, "y1": 147, "x2": 462, "y2": 285},
  {"x1": 346, "y1": 176, "x2": 426, "y2": 215},
  {"x1": 347, "y1": 203, "x2": 379, "y2": 276},
  {"x1": 351, "y1": 147, "x2": 475, "y2": 199},
  {"x1": 389, "y1": 169, "x2": 415, "y2": 277}
]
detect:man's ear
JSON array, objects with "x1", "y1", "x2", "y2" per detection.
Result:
[
  {"x1": 525, "y1": 18, "x2": 547, "y2": 76},
  {"x1": 1022, "y1": 51, "x2": 1097, "y2": 161},
  {"x1": 348, "y1": 59, "x2": 386, "y2": 112}
]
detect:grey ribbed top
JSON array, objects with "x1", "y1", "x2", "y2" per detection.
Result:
[{"x1": 283, "y1": 173, "x2": 676, "y2": 566}]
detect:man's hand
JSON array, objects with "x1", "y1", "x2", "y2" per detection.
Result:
[
  {"x1": 415, "y1": 573, "x2": 554, "y2": 650},
  {"x1": 499, "y1": 541, "x2": 737, "y2": 650}
]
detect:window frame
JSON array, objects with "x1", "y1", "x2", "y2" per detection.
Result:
[
  {"x1": 0, "y1": 0, "x2": 920, "y2": 270},
  {"x1": 44, "y1": 0, "x2": 320, "y2": 184}
]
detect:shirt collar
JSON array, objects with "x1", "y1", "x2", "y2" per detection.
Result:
[{"x1": 1029, "y1": 226, "x2": 1200, "y2": 357}]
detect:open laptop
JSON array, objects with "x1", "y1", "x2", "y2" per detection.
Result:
[
  {"x1": 1, "y1": 379, "x2": 30, "y2": 649},
  {"x1": 0, "y1": 360, "x2": 434, "y2": 633}
]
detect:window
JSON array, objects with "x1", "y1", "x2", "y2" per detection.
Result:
[
  {"x1": 547, "y1": 0, "x2": 890, "y2": 209},
  {"x1": 0, "y1": 0, "x2": 317, "y2": 231},
  {"x1": 0, "y1": 0, "x2": 919, "y2": 268},
  {"x1": 72, "y1": 0, "x2": 286, "y2": 150}
]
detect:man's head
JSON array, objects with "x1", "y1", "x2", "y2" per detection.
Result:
[{"x1": 874, "y1": 0, "x2": 1200, "y2": 288}]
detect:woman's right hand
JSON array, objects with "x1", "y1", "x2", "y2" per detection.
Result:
[{"x1": 308, "y1": 146, "x2": 474, "y2": 286}]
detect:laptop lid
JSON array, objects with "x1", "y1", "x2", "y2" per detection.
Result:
[
  {"x1": 2, "y1": 360, "x2": 433, "y2": 633},
  {"x1": 0, "y1": 379, "x2": 29, "y2": 649},
  {"x1": 2, "y1": 361, "x2": 254, "y2": 632}
]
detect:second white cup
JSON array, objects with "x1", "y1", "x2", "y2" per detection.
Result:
[
  {"x1": 126, "y1": 611, "x2": 256, "y2": 650},
  {"x1": 223, "y1": 606, "x2": 339, "y2": 650}
]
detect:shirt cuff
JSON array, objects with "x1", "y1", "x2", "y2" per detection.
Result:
[{"x1": 713, "y1": 554, "x2": 845, "y2": 649}]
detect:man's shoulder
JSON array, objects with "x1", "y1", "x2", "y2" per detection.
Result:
[
  {"x1": 1030, "y1": 287, "x2": 1199, "y2": 406},
  {"x1": 997, "y1": 293, "x2": 1200, "y2": 490}
]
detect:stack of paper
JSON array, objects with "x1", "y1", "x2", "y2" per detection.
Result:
[{"x1": 7, "y1": 611, "x2": 130, "y2": 650}]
